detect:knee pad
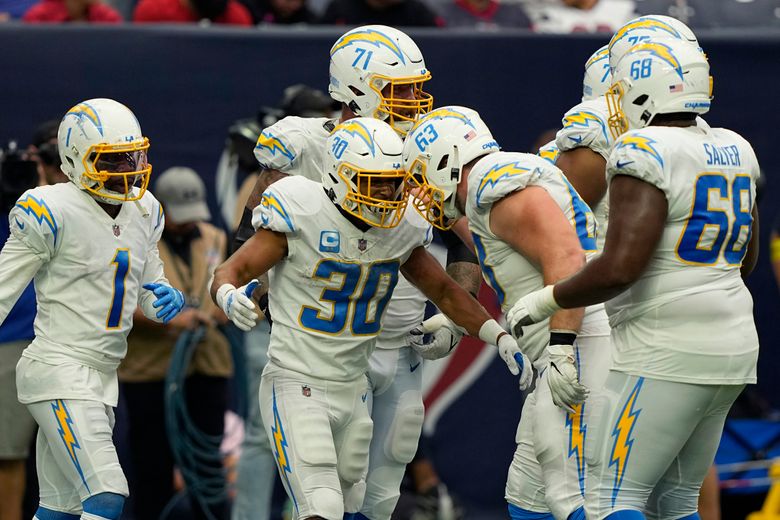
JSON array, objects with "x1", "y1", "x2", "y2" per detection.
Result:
[
  {"x1": 385, "y1": 394, "x2": 424, "y2": 464},
  {"x1": 82, "y1": 492, "x2": 125, "y2": 520},
  {"x1": 308, "y1": 486, "x2": 344, "y2": 520},
  {"x1": 33, "y1": 507, "x2": 80, "y2": 520},
  {"x1": 507, "y1": 503, "x2": 554, "y2": 519},
  {"x1": 337, "y1": 416, "x2": 373, "y2": 484}
]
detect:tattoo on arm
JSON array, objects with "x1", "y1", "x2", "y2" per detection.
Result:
[{"x1": 446, "y1": 261, "x2": 481, "y2": 297}]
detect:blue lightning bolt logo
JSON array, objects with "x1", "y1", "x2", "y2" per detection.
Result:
[
  {"x1": 330, "y1": 28, "x2": 406, "y2": 65},
  {"x1": 563, "y1": 111, "x2": 608, "y2": 142},
  {"x1": 15, "y1": 194, "x2": 58, "y2": 244},
  {"x1": 609, "y1": 377, "x2": 645, "y2": 506},
  {"x1": 255, "y1": 131, "x2": 295, "y2": 162},
  {"x1": 271, "y1": 386, "x2": 298, "y2": 514},
  {"x1": 65, "y1": 102, "x2": 104, "y2": 136},
  {"x1": 51, "y1": 400, "x2": 90, "y2": 492},
  {"x1": 615, "y1": 133, "x2": 665, "y2": 167},
  {"x1": 411, "y1": 107, "x2": 475, "y2": 134},
  {"x1": 475, "y1": 162, "x2": 530, "y2": 208},
  {"x1": 333, "y1": 120, "x2": 376, "y2": 157},
  {"x1": 260, "y1": 192, "x2": 295, "y2": 231}
]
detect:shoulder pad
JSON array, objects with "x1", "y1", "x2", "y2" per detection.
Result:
[
  {"x1": 607, "y1": 129, "x2": 667, "y2": 193},
  {"x1": 468, "y1": 152, "x2": 547, "y2": 210},
  {"x1": 252, "y1": 176, "x2": 322, "y2": 233},
  {"x1": 253, "y1": 116, "x2": 330, "y2": 173},
  {"x1": 556, "y1": 98, "x2": 611, "y2": 159}
]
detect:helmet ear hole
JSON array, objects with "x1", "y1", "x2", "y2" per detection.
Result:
[
  {"x1": 437, "y1": 154, "x2": 449, "y2": 171},
  {"x1": 632, "y1": 94, "x2": 649, "y2": 106},
  {"x1": 349, "y1": 86, "x2": 365, "y2": 97}
]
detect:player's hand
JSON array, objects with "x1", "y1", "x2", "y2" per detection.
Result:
[
  {"x1": 497, "y1": 334, "x2": 533, "y2": 391},
  {"x1": 507, "y1": 286, "x2": 561, "y2": 338},
  {"x1": 215, "y1": 280, "x2": 260, "y2": 332},
  {"x1": 546, "y1": 344, "x2": 589, "y2": 413},
  {"x1": 143, "y1": 283, "x2": 185, "y2": 324},
  {"x1": 407, "y1": 314, "x2": 465, "y2": 360}
]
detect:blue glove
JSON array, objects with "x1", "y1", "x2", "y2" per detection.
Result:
[{"x1": 143, "y1": 283, "x2": 185, "y2": 324}]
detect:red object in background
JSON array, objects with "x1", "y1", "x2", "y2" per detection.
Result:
[
  {"x1": 133, "y1": 0, "x2": 252, "y2": 25},
  {"x1": 23, "y1": 0, "x2": 122, "y2": 22}
]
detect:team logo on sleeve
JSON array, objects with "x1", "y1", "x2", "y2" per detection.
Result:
[
  {"x1": 538, "y1": 143, "x2": 560, "y2": 164},
  {"x1": 614, "y1": 134, "x2": 664, "y2": 167},
  {"x1": 330, "y1": 28, "x2": 406, "y2": 65},
  {"x1": 260, "y1": 192, "x2": 295, "y2": 231},
  {"x1": 563, "y1": 111, "x2": 608, "y2": 142},
  {"x1": 255, "y1": 132, "x2": 295, "y2": 162},
  {"x1": 15, "y1": 194, "x2": 58, "y2": 243},
  {"x1": 475, "y1": 162, "x2": 530, "y2": 208}
]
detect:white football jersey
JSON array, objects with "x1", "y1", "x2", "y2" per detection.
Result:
[
  {"x1": 605, "y1": 126, "x2": 760, "y2": 384},
  {"x1": 466, "y1": 152, "x2": 605, "y2": 371},
  {"x1": 1, "y1": 183, "x2": 167, "y2": 404},
  {"x1": 252, "y1": 176, "x2": 431, "y2": 382},
  {"x1": 253, "y1": 115, "x2": 429, "y2": 349},
  {"x1": 555, "y1": 97, "x2": 612, "y2": 249},
  {"x1": 253, "y1": 116, "x2": 335, "y2": 182}
]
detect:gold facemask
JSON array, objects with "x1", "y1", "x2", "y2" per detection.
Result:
[
  {"x1": 338, "y1": 162, "x2": 410, "y2": 229},
  {"x1": 81, "y1": 138, "x2": 152, "y2": 202},
  {"x1": 405, "y1": 158, "x2": 454, "y2": 231},
  {"x1": 370, "y1": 73, "x2": 434, "y2": 136},
  {"x1": 605, "y1": 82, "x2": 629, "y2": 140}
]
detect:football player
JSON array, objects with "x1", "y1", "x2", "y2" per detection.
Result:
[
  {"x1": 211, "y1": 117, "x2": 532, "y2": 520},
  {"x1": 0, "y1": 98, "x2": 184, "y2": 520},
  {"x1": 507, "y1": 39, "x2": 760, "y2": 520},
  {"x1": 404, "y1": 106, "x2": 611, "y2": 520},
  {"x1": 232, "y1": 25, "x2": 483, "y2": 520}
]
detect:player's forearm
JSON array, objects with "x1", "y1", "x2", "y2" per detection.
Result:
[
  {"x1": 233, "y1": 169, "x2": 290, "y2": 253},
  {"x1": 445, "y1": 261, "x2": 481, "y2": 297},
  {"x1": 427, "y1": 279, "x2": 493, "y2": 337},
  {"x1": 553, "y1": 254, "x2": 634, "y2": 309}
]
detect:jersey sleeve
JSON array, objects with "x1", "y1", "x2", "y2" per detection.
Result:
[
  {"x1": 606, "y1": 130, "x2": 668, "y2": 196},
  {"x1": 253, "y1": 117, "x2": 306, "y2": 172},
  {"x1": 555, "y1": 107, "x2": 611, "y2": 159},
  {"x1": 0, "y1": 233, "x2": 44, "y2": 325},
  {"x1": 251, "y1": 176, "x2": 320, "y2": 234},
  {"x1": 9, "y1": 189, "x2": 61, "y2": 261},
  {"x1": 470, "y1": 159, "x2": 544, "y2": 210}
]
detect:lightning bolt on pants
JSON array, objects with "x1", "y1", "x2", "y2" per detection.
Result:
[
  {"x1": 26, "y1": 399, "x2": 128, "y2": 514},
  {"x1": 583, "y1": 372, "x2": 743, "y2": 520}
]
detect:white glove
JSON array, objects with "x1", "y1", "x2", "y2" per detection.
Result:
[
  {"x1": 546, "y1": 343, "x2": 589, "y2": 413},
  {"x1": 507, "y1": 286, "x2": 562, "y2": 338},
  {"x1": 408, "y1": 314, "x2": 465, "y2": 360},
  {"x1": 497, "y1": 333, "x2": 534, "y2": 391},
  {"x1": 216, "y1": 280, "x2": 260, "y2": 332}
]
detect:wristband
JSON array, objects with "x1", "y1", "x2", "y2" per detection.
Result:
[
  {"x1": 549, "y1": 330, "x2": 577, "y2": 346},
  {"x1": 478, "y1": 319, "x2": 507, "y2": 345}
]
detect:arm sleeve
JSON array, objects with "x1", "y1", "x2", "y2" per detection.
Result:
[{"x1": 0, "y1": 234, "x2": 43, "y2": 325}]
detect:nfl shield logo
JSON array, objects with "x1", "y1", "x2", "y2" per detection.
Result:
[
  {"x1": 112, "y1": 225, "x2": 121, "y2": 237},
  {"x1": 358, "y1": 238, "x2": 367, "y2": 251},
  {"x1": 302, "y1": 385, "x2": 311, "y2": 397}
]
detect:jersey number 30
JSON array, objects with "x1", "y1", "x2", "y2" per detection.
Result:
[
  {"x1": 676, "y1": 174, "x2": 752, "y2": 265},
  {"x1": 300, "y1": 259, "x2": 400, "y2": 335}
]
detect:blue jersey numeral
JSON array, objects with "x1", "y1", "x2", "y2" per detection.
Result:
[
  {"x1": 300, "y1": 259, "x2": 400, "y2": 335},
  {"x1": 676, "y1": 174, "x2": 753, "y2": 265},
  {"x1": 107, "y1": 248, "x2": 130, "y2": 329},
  {"x1": 560, "y1": 175, "x2": 597, "y2": 252}
]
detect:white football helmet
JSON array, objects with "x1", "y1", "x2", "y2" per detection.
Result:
[
  {"x1": 329, "y1": 25, "x2": 433, "y2": 137},
  {"x1": 322, "y1": 117, "x2": 408, "y2": 228},
  {"x1": 582, "y1": 45, "x2": 611, "y2": 101},
  {"x1": 608, "y1": 15, "x2": 699, "y2": 74},
  {"x1": 402, "y1": 106, "x2": 498, "y2": 229},
  {"x1": 57, "y1": 98, "x2": 151, "y2": 204},
  {"x1": 606, "y1": 39, "x2": 711, "y2": 139}
]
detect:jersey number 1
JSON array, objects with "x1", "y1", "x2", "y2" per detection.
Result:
[
  {"x1": 300, "y1": 259, "x2": 399, "y2": 335},
  {"x1": 107, "y1": 248, "x2": 130, "y2": 329}
]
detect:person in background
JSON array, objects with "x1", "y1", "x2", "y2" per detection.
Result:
[
  {"x1": 242, "y1": 0, "x2": 318, "y2": 23},
  {"x1": 0, "y1": 142, "x2": 40, "y2": 520},
  {"x1": 133, "y1": 0, "x2": 252, "y2": 25},
  {"x1": 119, "y1": 166, "x2": 232, "y2": 520},
  {"x1": 22, "y1": 0, "x2": 122, "y2": 22},
  {"x1": 319, "y1": 0, "x2": 444, "y2": 26},
  {"x1": 26, "y1": 121, "x2": 67, "y2": 187},
  {"x1": 439, "y1": 0, "x2": 531, "y2": 28}
]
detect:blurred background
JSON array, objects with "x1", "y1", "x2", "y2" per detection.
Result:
[{"x1": 0, "y1": 1, "x2": 779, "y2": 519}]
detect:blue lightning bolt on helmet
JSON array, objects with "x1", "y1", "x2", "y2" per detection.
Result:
[
  {"x1": 582, "y1": 45, "x2": 611, "y2": 101},
  {"x1": 402, "y1": 106, "x2": 498, "y2": 230},
  {"x1": 608, "y1": 15, "x2": 699, "y2": 75},
  {"x1": 606, "y1": 39, "x2": 711, "y2": 139},
  {"x1": 329, "y1": 25, "x2": 433, "y2": 137},
  {"x1": 57, "y1": 98, "x2": 151, "y2": 205},
  {"x1": 322, "y1": 117, "x2": 409, "y2": 229}
]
